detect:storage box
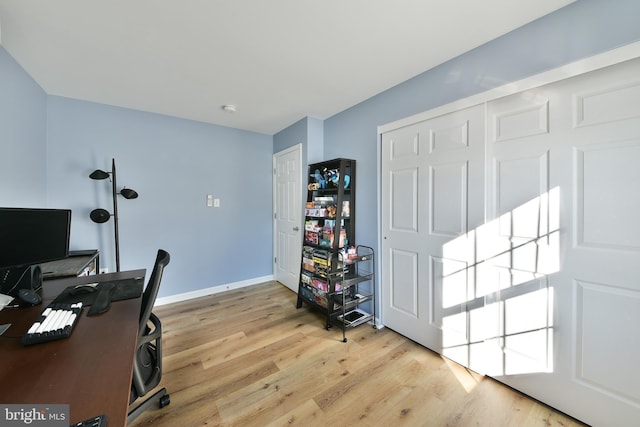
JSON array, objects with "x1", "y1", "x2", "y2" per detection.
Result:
[
  {"x1": 305, "y1": 208, "x2": 328, "y2": 217},
  {"x1": 342, "y1": 201, "x2": 350, "y2": 217},
  {"x1": 304, "y1": 231, "x2": 319, "y2": 245},
  {"x1": 300, "y1": 285, "x2": 315, "y2": 304},
  {"x1": 302, "y1": 257, "x2": 314, "y2": 272},
  {"x1": 300, "y1": 284, "x2": 329, "y2": 308},
  {"x1": 305, "y1": 220, "x2": 321, "y2": 232},
  {"x1": 313, "y1": 196, "x2": 334, "y2": 207},
  {"x1": 311, "y1": 278, "x2": 329, "y2": 292},
  {"x1": 320, "y1": 229, "x2": 347, "y2": 248},
  {"x1": 301, "y1": 271, "x2": 313, "y2": 284}
]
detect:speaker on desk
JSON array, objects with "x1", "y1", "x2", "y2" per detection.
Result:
[{"x1": 0, "y1": 265, "x2": 43, "y2": 297}]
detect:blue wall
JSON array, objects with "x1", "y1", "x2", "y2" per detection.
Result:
[
  {"x1": 1, "y1": 44, "x2": 274, "y2": 299},
  {"x1": 273, "y1": 116, "x2": 324, "y2": 165},
  {"x1": 323, "y1": 0, "x2": 640, "y2": 255},
  {"x1": 0, "y1": 47, "x2": 47, "y2": 206},
  {"x1": 274, "y1": 117, "x2": 308, "y2": 157},
  {"x1": 44, "y1": 96, "x2": 273, "y2": 297}
]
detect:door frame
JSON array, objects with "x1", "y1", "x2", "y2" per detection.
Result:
[
  {"x1": 273, "y1": 143, "x2": 303, "y2": 291},
  {"x1": 377, "y1": 40, "x2": 640, "y2": 325}
]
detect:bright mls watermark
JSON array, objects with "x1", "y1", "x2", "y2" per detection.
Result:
[{"x1": 1, "y1": 405, "x2": 68, "y2": 426}]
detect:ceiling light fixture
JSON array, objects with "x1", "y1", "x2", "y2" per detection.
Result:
[{"x1": 222, "y1": 104, "x2": 237, "y2": 113}]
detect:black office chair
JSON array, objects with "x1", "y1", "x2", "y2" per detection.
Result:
[{"x1": 127, "y1": 249, "x2": 171, "y2": 424}]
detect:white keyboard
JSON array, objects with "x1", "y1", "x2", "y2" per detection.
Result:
[{"x1": 21, "y1": 302, "x2": 83, "y2": 345}]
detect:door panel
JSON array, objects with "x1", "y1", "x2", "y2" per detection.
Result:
[
  {"x1": 577, "y1": 282, "x2": 640, "y2": 403},
  {"x1": 390, "y1": 167, "x2": 418, "y2": 233},
  {"x1": 431, "y1": 162, "x2": 467, "y2": 235},
  {"x1": 389, "y1": 248, "x2": 419, "y2": 317},
  {"x1": 577, "y1": 141, "x2": 640, "y2": 248}
]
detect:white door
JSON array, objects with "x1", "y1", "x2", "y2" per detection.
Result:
[
  {"x1": 485, "y1": 57, "x2": 640, "y2": 427},
  {"x1": 273, "y1": 144, "x2": 303, "y2": 292},
  {"x1": 381, "y1": 104, "x2": 485, "y2": 363},
  {"x1": 382, "y1": 57, "x2": 640, "y2": 426}
]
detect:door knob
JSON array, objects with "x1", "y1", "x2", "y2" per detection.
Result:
[{"x1": 293, "y1": 226, "x2": 300, "y2": 231}]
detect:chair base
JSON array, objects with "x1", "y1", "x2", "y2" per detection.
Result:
[{"x1": 127, "y1": 387, "x2": 170, "y2": 425}]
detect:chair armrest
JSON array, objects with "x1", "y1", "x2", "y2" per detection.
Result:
[
  {"x1": 131, "y1": 312, "x2": 164, "y2": 397},
  {"x1": 137, "y1": 312, "x2": 162, "y2": 345}
]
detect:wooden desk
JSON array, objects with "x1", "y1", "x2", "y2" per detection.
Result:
[
  {"x1": 0, "y1": 269, "x2": 146, "y2": 426},
  {"x1": 40, "y1": 249, "x2": 100, "y2": 279}
]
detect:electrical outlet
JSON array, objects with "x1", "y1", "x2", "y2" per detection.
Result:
[{"x1": 214, "y1": 198, "x2": 220, "y2": 208}]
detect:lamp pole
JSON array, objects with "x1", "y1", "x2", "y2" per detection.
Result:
[
  {"x1": 110, "y1": 158, "x2": 121, "y2": 272},
  {"x1": 89, "y1": 158, "x2": 137, "y2": 273}
]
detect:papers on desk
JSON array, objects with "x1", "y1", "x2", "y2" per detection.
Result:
[
  {"x1": 0, "y1": 293, "x2": 14, "y2": 311},
  {"x1": 1, "y1": 294, "x2": 15, "y2": 337},
  {"x1": 0, "y1": 323, "x2": 11, "y2": 336}
]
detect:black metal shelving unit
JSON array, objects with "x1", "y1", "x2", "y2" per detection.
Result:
[
  {"x1": 296, "y1": 159, "x2": 376, "y2": 341},
  {"x1": 329, "y1": 245, "x2": 375, "y2": 342}
]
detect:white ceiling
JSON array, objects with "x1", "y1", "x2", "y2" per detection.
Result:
[{"x1": 0, "y1": 0, "x2": 574, "y2": 135}]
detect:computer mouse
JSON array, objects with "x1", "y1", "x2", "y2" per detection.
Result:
[
  {"x1": 70, "y1": 284, "x2": 98, "y2": 296},
  {"x1": 17, "y1": 289, "x2": 42, "y2": 306}
]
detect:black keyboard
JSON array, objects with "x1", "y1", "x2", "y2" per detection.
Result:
[
  {"x1": 70, "y1": 414, "x2": 107, "y2": 427},
  {"x1": 21, "y1": 302, "x2": 83, "y2": 346}
]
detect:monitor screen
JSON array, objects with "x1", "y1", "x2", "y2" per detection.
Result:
[{"x1": 0, "y1": 207, "x2": 71, "y2": 269}]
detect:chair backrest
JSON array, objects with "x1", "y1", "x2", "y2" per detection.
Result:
[{"x1": 139, "y1": 249, "x2": 170, "y2": 331}]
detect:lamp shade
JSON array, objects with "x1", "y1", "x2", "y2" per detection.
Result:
[
  {"x1": 90, "y1": 208, "x2": 112, "y2": 223},
  {"x1": 120, "y1": 188, "x2": 138, "y2": 199},
  {"x1": 89, "y1": 169, "x2": 110, "y2": 180}
]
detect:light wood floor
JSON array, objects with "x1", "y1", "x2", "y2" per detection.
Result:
[{"x1": 129, "y1": 281, "x2": 586, "y2": 427}]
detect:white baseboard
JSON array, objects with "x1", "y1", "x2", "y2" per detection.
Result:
[{"x1": 155, "y1": 274, "x2": 274, "y2": 306}]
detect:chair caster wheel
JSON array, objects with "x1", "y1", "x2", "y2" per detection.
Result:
[
  {"x1": 159, "y1": 394, "x2": 170, "y2": 408},
  {"x1": 343, "y1": 338, "x2": 348, "y2": 343}
]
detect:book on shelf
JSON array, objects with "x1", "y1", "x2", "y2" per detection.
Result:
[{"x1": 338, "y1": 308, "x2": 370, "y2": 326}]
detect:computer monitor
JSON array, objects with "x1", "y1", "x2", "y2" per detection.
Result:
[
  {"x1": 0, "y1": 208, "x2": 72, "y2": 295},
  {"x1": 0, "y1": 207, "x2": 72, "y2": 270},
  {"x1": 0, "y1": 207, "x2": 71, "y2": 269}
]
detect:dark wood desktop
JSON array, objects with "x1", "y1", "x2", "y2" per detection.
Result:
[
  {"x1": 40, "y1": 249, "x2": 100, "y2": 279},
  {"x1": 0, "y1": 269, "x2": 146, "y2": 426}
]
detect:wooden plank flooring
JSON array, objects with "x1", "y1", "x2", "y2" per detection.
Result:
[{"x1": 129, "y1": 282, "x2": 586, "y2": 427}]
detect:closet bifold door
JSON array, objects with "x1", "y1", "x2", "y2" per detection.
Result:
[
  {"x1": 484, "y1": 57, "x2": 640, "y2": 427},
  {"x1": 382, "y1": 55, "x2": 640, "y2": 427},
  {"x1": 381, "y1": 104, "x2": 485, "y2": 358}
]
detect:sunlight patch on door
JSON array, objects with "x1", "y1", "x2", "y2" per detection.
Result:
[{"x1": 437, "y1": 188, "x2": 559, "y2": 376}]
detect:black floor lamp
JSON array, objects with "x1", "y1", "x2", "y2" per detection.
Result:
[{"x1": 89, "y1": 158, "x2": 138, "y2": 272}]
